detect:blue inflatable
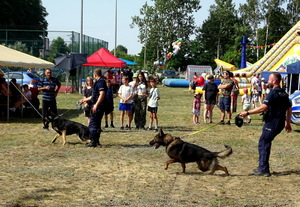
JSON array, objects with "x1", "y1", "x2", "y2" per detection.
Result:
[{"x1": 162, "y1": 79, "x2": 190, "y2": 87}]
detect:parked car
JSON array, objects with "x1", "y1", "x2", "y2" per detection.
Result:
[
  {"x1": 4, "y1": 72, "x2": 40, "y2": 86},
  {"x1": 161, "y1": 70, "x2": 177, "y2": 78}
]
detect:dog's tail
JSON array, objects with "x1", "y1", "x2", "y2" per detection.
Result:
[{"x1": 214, "y1": 145, "x2": 232, "y2": 158}]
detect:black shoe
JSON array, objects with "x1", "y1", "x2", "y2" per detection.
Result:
[
  {"x1": 209, "y1": 121, "x2": 213, "y2": 124},
  {"x1": 104, "y1": 124, "x2": 108, "y2": 128},
  {"x1": 225, "y1": 121, "x2": 231, "y2": 125},
  {"x1": 219, "y1": 120, "x2": 225, "y2": 125},
  {"x1": 126, "y1": 126, "x2": 131, "y2": 130},
  {"x1": 110, "y1": 124, "x2": 115, "y2": 128},
  {"x1": 125, "y1": 125, "x2": 129, "y2": 129},
  {"x1": 253, "y1": 168, "x2": 271, "y2": 177},
  {"x1": 154, "y1": 128, "x2": 158, "y2": 132},
  {"x1": 120, "y1": 126, "x2": 124, "y2": 130},
  {"x1": 85, "y1": 142, "x2": 97, "y2": 148}
]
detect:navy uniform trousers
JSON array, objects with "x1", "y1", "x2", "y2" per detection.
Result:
[
  {"x1": 258, "y1": 118, "x2": 285, "y2": 173},
  {"x1": 89, "y1": 109, "x2": 104, "y2": 145}
]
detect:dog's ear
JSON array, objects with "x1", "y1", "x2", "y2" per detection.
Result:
[{"x1": 159, "y1": 128, "x2": 164, "y2": 136}]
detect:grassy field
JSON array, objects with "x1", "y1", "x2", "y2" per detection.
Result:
[{"x1": 1, "y1": 85, "x2": 300, "y2": 207}]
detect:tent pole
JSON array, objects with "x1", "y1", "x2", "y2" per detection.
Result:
[{"x1": 78, "y1": 0, "x2": 84, "y2": 94}]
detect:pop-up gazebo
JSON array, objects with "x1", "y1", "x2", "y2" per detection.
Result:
[{"x1": 83, "y1": 47, "x2": 126, "y2": 68}]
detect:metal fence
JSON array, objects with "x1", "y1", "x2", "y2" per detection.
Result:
[{"x1": 0, "y1": 29, "x2": 109, "y2": 89}]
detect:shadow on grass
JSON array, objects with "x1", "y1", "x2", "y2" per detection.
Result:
[
  {"x1": 273, "y1": 170, "x2": 300, "y2": 176},
  {"x1": 0, "y1": 109, "x2": 82, "y2": 124},
  {"x1": 11, "y1": 187, "x2": 68, "y2": 206}
]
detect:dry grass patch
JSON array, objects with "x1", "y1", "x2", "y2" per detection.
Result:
[{"x1": 1, "y1": 86, "x2": 300, "y2": 206}]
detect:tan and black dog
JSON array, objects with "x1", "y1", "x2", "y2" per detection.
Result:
[
  {"x1": 45, "y1": 113, "x2": 90, "y2": 145},
  {"x1": 149, "y1": 129, "x2": 232, "y2": 175}
]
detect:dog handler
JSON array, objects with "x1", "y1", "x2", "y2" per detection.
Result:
[
  {"x1": 80, "y1": 68, "x2": 107, "y2": 147},
  {"x1": 239, "y1": 72, "x2": 292, "y2": 177}
]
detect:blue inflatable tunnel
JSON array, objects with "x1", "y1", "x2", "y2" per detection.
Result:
[{"x1": 162, "y1": 79, "x2": 190, "y2": 87}]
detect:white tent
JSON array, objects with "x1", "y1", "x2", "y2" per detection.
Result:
[
  {"x1": 0, "y1": 45, "x2": 54, "y2": 68},
  {"x1": 0, "y1": 45, "x2": 54, "y2": 122}
]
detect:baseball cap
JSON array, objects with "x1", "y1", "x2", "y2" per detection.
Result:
[
  {"x1": 207, "y1": 75, "x2": 214, "y2": 80},
  {"x1": 133, "y1": 73, "x2": 138, "y2": 78}
]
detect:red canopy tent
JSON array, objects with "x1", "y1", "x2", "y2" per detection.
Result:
[{"x1": 83, "y1": 47, "x2": 126, "y2": 68}]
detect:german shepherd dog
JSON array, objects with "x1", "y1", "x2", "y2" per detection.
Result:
[
  {"x1": 44, "y1": 113, "x2": 90, "y2": 145},
  {"x1": 149, "y1": 129, "x2": 232, "y2": 175}
]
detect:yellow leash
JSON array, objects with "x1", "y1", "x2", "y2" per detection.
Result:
[{"x1": 180, "y1": 123, "x2": 220, "y2": 138}]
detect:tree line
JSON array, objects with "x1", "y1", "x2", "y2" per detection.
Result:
[
  {"x1": 1, "y1": 0, "x2": 300, "y2": 73},
  {"x1": 131, "y1": 0, "x2": 300, "y2": 73}
]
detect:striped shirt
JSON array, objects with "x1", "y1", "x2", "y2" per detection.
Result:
[{"x1": 38, "y1": 77, "x2": 61, "y2": 101}]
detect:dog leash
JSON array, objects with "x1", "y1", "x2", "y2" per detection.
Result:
[
  {"x1": 9, "y1": 82, "x2": 43, "y2": 118},
  {"x1": 180, "y1": 123, "x2": 220, "y2": 139}
]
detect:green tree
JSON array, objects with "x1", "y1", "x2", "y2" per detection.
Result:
[
  {"x1": 194, "y1": 0, "x2": 244, "y2": 67},
  {"x1": 0, "y1": 0, "x2": 48, "y2": 57},
  {"x1": 286, "y1": 0, "x2": 300, "y2": 25},
  {"x1": 116, "y1": 45, "x2": 128, "y2": 54},
  {"x1": 7, "y1": 41, "x2": 29, "y2": 53},
  {"x1": 46, "y1": 37, "x2": 70, "y2": 62},
  {"x1": 260, "y1": 0, "x2": 291, "y2": 46},
  {"x1": 239, "y1": 0, "x2": 263, "y2": 61},
  {"x1": 131, "y1": 0, "x2": 201, "y2": 71}
]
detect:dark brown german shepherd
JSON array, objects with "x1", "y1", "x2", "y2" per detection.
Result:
[
  {"x1": 44, "y1": 113, "x2": 90, "y2": 145},
  {"x1": 149, "y1": 129, "x2": 232, "y2": 175}
]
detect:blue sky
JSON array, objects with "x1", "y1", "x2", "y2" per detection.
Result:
[{"x1": 41, "y1": 0, "x2": 245, "y2": 55}]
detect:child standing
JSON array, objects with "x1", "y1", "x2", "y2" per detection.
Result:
[
  {"x1": 118, "y1": 76, "x2": 134, "y2": 130},
  {"x1": 147, "y1": 79, "x2": 160, "y2": 132},
  {"x1": 192, "y1": 92, "x2": 201, "y2": 124},
  {"x1": 82, "y1": 77, "x2": 93, "y2": 124},
  {"x1": 252, "y1": 84, "x2": 259, "y2": 108},
  {"x1": 104, "y1": 79, "x2": 115, "y2": 128},
  {"x1": 241, "y1": 88, "x2": 251, "y2": 123}
]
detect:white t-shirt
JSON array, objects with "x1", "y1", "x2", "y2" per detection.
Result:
[
  {"x1": 251, "y1": 77, "x2": 261, "y2": 91},
  {"x1": 129, "y1": 81, "x2": 137, "y2": 95},
  {"x1": 136, "y1": 82, "x2": 147, "y2": 95},
  {"x1": 23, "y1": 90, "x2": 32, "y2": 101},
  {"x1": 242, "y1": 94, "x2": 251, "y2": 105},
  {"x1": 148, "y1": 87, "x2": 160, "y2": 107},
  {"x1": 118, "y1": 84, "x2": 133, "y2": 104}
]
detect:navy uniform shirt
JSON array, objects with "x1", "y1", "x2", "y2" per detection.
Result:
[
  {"x1": 263, "y1": 86, "x2": 292, "y2": 120},
  {"x1": 91, "y1": 78, "x2": 107, "y2": 108}
]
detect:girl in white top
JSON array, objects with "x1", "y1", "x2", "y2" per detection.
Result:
[
  {"x1": 118, "y1": 76, "x2": 134, "y2": 130},
  {"x1": 147, "y1": 79, "x2": 160, "y2": 131},
  {"x1": 134, "y1": 72, "x2": 148, "y2": 130}
]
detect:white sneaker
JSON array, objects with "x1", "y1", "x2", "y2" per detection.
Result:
[{"x1": 9, "y1": 108, "x2": 16, "y2": 112}]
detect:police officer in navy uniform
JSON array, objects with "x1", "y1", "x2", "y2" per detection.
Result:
[
  {"x1": 80, "y1": 68, "x2": 107, "y2": 147},
  {"x1": 239, "y1": 72, "x2": 292, "y2": 177}
]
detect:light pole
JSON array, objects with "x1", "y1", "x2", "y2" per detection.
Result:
[
  {"x1": 78, "y1": 0, "x2": 84, "y2": 94},
  {"x1": 114, "y1": 0, "x2": 117, "y2": 56}
]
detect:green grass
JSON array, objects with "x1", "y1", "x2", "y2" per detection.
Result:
[{"x1": 1, "y1": 85, "x2": 300, "y2": 206}]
